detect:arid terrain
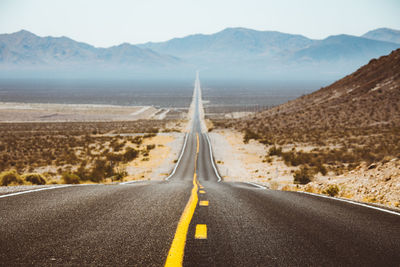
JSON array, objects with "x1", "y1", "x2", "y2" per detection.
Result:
[
  {"x1": 210, "y1": 49, "x2": 400, "y2": 209},
  {"x1": 0, "y1": 102, "x2": 186, "y2": 122},
  {"x1": 0, "y1": 119, "x2": 185, "y2": 188},
  {"x1": 2, "y1": 49, "x2": 400, "y2": 210}
]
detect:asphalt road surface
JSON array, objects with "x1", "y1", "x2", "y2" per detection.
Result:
[{"x1": 1, "y1": 74, "x2": 399, "y2": 266}]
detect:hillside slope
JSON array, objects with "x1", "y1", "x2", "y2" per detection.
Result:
[
  {"x1": 214, "y1": 48, "x2": 400, "y2": 172},
  {"x1": 211, "y1": 49, "x2": 400, "y2": 208},
  {"x1": 254, "y1": 48, "x2": 400, "y2": 129}
]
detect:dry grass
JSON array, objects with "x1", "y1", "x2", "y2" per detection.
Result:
[
  {"x1": 213, "y1": 119, "x2": 400, "y2": 175},
  {"x1": 0, "y1": 120, "x2": 180, "y2": 184}
]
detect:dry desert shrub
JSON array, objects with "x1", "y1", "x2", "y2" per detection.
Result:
[
  {"x1": 214, "y1": 116, "x2": 400, "y2": 173},
  {"x1": 322, "y1": 184, "x2": 340, "y2": 197},
  {"x1": 62, "y1": 173, "x2": 80, "y2": 184},
  {"x1": 0, "y1": 120, "x2": 170, "y2": 180},
  {"x1": 293, "y1": 166, "x2": 313, "y2": 184},
  {"x1": 0, "y1": 170, "x2": 24, "y2": 186},
  {"x1": 22, "y1": 173, "x2": 47, "y2": 185}
]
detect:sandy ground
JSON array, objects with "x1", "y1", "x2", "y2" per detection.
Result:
[
  {"x1": 209, "y1": 129, "x2": 296, "y2": 186},
  {"x1": 303, "y1": 160, "x2": 400, "y2": 208},
  {"x1": 224, "y1": 111, "x2": 253, "y2": 119},
  {"x1": 0, "y1": 102, "x2": 162, "y2": 121},
  {"x1": 124, "y1": 133, "x2": 185, "y2": 181},
  {"x1": 209, "y1": 128, "x2": 400, "y2": 209}
]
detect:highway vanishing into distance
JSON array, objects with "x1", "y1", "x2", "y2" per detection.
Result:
[{"x1": 1, "y1": 74, "x2": 400, "y2": 266}]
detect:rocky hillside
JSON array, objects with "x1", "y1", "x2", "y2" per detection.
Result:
[
  {"x1": 211, "y1": 49, "x2": 400, "y2": 208},
  {"x1": 251, "y1": 48, "x2": 400, "y2": 130},
  {"x1": 212, "y1": 49, "x2": 400, "y2": 173}
]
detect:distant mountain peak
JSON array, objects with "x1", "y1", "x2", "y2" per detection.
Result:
[
  {"x1": 364, "y1": 27, "x2": 400, "y2": 34},
  {"x1": 219, "y1": 27, "x2": 255, "y2": 33},
  {"x1": 362, "y1": 28, "x2": 400, "y2": 44},
  {"x1": 12, "y1": 29, "x2": 37, "y2": 37},
  {"x1": 15, "y1": 29, "x2": 33, "y2": 34}
]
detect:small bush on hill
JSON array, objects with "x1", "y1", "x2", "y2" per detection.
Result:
[
  {"x1": 148, "y1": 128, "x2": 159, "y2": 134},
  {"x1": 243, "y1": 129, "x2": 260, "y2": 144},
  {"x1": 323, "y1": 184, "x2": 339, "y2": 197},
  {"x1": 106, "y1": 152, "x2": 123, "y2": 162},
  {"x1": 89, "y1": 159, "x2": 114, "y2": 182},
  {"x1": 314, "y1": 163, "x2": 328, "y2": 175},
  {"x1": 293, "y1": 166, "x2": 313, "y2": 184},
  {"x1": 144, "y1": 133, "x2": 157, "y2": 139},
  {"x1": 62, "y1": 173, "x2": 80, "y2": 184},
  {"x1": 113, "y1": 168, "x2": 128, "y2": 181},
  {"x1": 146, "y1": 144, "x2": 156, "y2": 151},
  {"x1": 123, "y1": 148, "x2": 139, "y2": 162},
  {"x1": 0, "y1": 170, "x2": 23, "y2": 186},
  {"x1": 268, "y1": 146, "x2": 282, "y2": 156},
  {"x1": 131, "y1": 136, "x2": 143, "y2": 145},
  {"x1": 22, "y1": 173, "x2": 47, "y2": 185}
]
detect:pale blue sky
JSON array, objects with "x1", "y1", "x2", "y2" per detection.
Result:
[{"x1": 1, "y1": 0, "x2": 399, "y2": 47}]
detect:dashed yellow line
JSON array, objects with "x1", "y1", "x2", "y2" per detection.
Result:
[
  {"x1": 165, "y1": 134, "x2": 200, "y2": 267},
  {"x1": 199, "y1": 190, "x2": 206, "y2": 194},
  {"x1": 199, "y1": 201, "x2": 209, "y2": 206},
  {"x1": 195, "y1": 224, "x2": 207, "y2": 239}
]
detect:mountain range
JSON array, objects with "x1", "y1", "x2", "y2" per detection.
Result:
[
  {"x1": 1, "y1": 27, "x2": 399, "y2": 80},
  {"x1": 0, "y1": 30, "x2": 179, "y2": 67}
]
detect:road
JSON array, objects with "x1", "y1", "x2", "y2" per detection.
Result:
[{"x1": 1, "y1": 73, "x2": 399, "y2": 266}]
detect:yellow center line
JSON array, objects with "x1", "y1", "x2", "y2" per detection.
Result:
[
  {"x1": 164, "y1": 133, "x2": 200, "y2": 267},
  {"x1": 198, "y1": 181, "x2": 204, "y2": 189},
  {"x1": 199, "y1": 200, "x2": 209, "y2": 206},
  {"x1": 199, "y1": 190, "x2": 206, "y2": 194},
  {"x1": 195, "y1": 224, "x2": 207, "y2": 239},
  {"x1": 196, "y1": 133, "x2": 199, "y2": 154}
]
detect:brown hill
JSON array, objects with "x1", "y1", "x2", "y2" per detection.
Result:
[
  {"x1": 254, "y1": 48, "x2": 400, "y2": 130},
  {"x1": 211, "y1": 50, "x2": 400, "y2": 206},
  {"x1": 213, "y1": 49, "x2": 400, "y2": 173}
]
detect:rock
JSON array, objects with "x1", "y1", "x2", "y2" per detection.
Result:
[{"x1": 368, "y1": 163, "x2": 377, "y2": 169}]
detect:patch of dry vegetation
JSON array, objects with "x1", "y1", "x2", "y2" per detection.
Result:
[
  {"x1": 0, "y1": 170, "x2": 47, "y2": 186},
  {"x1": 214, "y1": 119, "x2": 400, "y2": 178},
  {"x1": 0, "y1": 120, "x2": 179, "y2": 184}
]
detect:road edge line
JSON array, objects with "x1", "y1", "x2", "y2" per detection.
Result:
[
  {"x1": 0, "y1": 184, "x2": 73, "y2": 199},
  {"x1": 166, "y1": 133, "x2": 189, "y2": 181},
  {"x1": 245, "y1": 181, "x2": 267, "y2": 189},
  {"x1": 204, "y1": 133, "x2": 222, "y2": 182},
  {"x1": 299, "y1": 191, "x2": 400, "y2": 216},
  {"x1": 120, "y1": 180, "x2": 146, "y2": 185}
]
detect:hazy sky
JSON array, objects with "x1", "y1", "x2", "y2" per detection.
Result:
[{"x1": 1, "y1": 0, "x2": 399, "y2": 47}]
